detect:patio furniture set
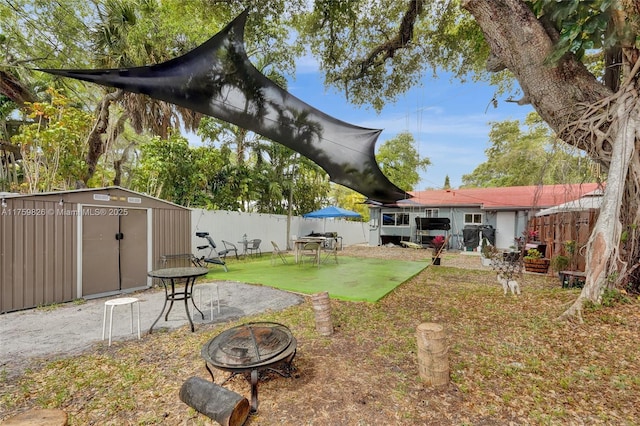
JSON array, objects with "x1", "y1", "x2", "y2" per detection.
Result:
[
  {"x1": 271, "y1": 235, "x2": 340, "y2": 267},
  {"x1": 102, "y1": 229, "x2": 345, "y2": 416},
  {"x1": 102, "y1": 288, "x2": 296, "y2": 415}
]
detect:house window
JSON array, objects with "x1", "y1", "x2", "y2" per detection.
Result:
[
  {"x1": 382, "y1": 212, "x2": 410, "y2": 226},
  {"x1": 424, "y1": 208, "x2": 439, "y2": 218},
  {"x1": 464, "y1": 213, "x2": 483, "y2": 225}
]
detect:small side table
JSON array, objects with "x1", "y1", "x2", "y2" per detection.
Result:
[
  {"x1": 102, "y1": 297, "x2": 141, "y2": 346},
  {"x1": 237, "y1": 239, "x2": 249, "y2": 257}
]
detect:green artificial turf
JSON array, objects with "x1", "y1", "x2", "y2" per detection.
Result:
[{"x1": 205, "y1": 254, "x2": 427, "y2": 302}]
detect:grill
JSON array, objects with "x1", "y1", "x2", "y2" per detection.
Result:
[{"x1": 201, "y1": 322, "x2": 297, "y2": 412}]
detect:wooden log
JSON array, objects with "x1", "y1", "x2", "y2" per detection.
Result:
[
  {"x1": 416, "y1": 322, "x2": 450, "y2": 387},
  {"x1": 311, "y1": 291, "x2": 333, "y2": 336},
  {"x1": 179, "y1": 376, "x2": 250, "y2": 426}
]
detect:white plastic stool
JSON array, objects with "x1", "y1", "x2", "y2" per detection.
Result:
[
  {"x1": 195, "y1": 284, "x2": 220, "y2": 319},
  {"x1": 102, "y1": 297, "x2": 141, "y2": 346}
]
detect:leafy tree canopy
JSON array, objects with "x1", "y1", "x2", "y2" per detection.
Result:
[
  {"x1": 376, "y1": 132, "x2": 430, "y2": 192},
  {"x1": 11, "y1": 88, "x2": 93, "y2": 192},
  {"x1": 461, "y1": 113, "x2": 597, "y2": 188},
  {"x1": 294, "y1": 0, "x2": 495, "y2": 111}
]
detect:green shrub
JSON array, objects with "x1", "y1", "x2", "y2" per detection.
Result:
[{"x1": 550, "y1": 255, "x2": 570, "y2": 272}]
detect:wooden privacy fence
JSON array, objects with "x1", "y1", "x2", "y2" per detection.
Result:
[{"x1": 528, "y1": 209, "x2": 599, "y2": 272}]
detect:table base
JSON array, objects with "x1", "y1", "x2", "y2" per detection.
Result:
[{"x1": 149, "y1": 275, "x2": 204, "y2": 333}]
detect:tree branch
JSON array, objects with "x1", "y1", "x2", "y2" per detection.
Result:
[
  {"x1": 353, "y1": 0, "x2": 424, "y2": 79},
  {"x1": 0, "y1": 70, "x2": 36, "y2": 106}
]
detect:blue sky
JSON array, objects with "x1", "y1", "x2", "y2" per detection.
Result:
[{"x1": 285, "y1": 62, "x2": 535, "y2": 190}]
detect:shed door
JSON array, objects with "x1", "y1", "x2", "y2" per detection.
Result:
[
  {"x1": 82, "y1": 208, "x2": 148, "y2": 296},
  {"x1": 119, "y1": 209, "x2": 147, "y2": 290},
  {"x1": 82, "y1": 214, "x2": 120, "y2": 295}
]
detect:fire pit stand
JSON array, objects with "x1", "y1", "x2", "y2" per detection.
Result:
[{"x1": 201, "y1": 322, "x2": 297, "y2": 412}]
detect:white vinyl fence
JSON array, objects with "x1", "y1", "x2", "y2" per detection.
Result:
[{"x1": 190, "y1": 208, "x2": 370, "y2": 254}]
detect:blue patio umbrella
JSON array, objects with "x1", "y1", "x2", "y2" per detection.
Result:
[{"x1": 303, "y1": 206, "x2": 362, "y2": 219}]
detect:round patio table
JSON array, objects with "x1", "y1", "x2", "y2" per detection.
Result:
[{"x1": 147, "y1": 267, "x2": 209, "y2": 333}]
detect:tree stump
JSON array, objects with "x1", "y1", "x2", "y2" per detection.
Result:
[
  {"x1": 416, "y1": 322, "x2": 449, "y2": 387},
  {"x1": 3, "y1": 409, "x2": 68, "y2": 425},
  {"x1": 179, "y1": 376, "x2": 250, "y2": 426},
  {"x1": 311, "y1": 291, "x2": 333, "y2": 336}
]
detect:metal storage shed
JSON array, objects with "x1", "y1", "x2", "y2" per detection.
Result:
[{"x1": 0, "y1": 187, "x2": 191, "y2": 313}]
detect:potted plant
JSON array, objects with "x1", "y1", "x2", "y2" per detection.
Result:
[
  {"x1": 431, "y1": 235, "x2": 446, "y2": 265},
  {"x1": 564, "y1": 240, "x2": 577, "y2": 269},
  {"x1": 559, "y1": 240, "x2": 585, "y2": 288},
  {"x1": 527, "y1": 229, "x2": 540, "y2": 243},
  {"x1": 515, "y1": 229, "x2": 539, "y2": 253},
  {"x1": 550, "y1": 254, "x2": 570, "y2": 280},
  {"x1": 523, "y1": 248, "x2": 550, "y2": 273}
]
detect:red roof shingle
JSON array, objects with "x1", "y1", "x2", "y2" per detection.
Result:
[{"x1": 406, "y1": 183, "x2": 601, "y2": 210}]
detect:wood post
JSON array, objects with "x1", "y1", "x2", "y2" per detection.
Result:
[
  {"x1": 416, "y1": 322, "x2": 449, "y2": 387},
  {"x1": 179, "y1": 376, "x2": 250, "y2": 426},
  {"x1": 311, "y1": 291, "x2": 333, "y2": 336}
]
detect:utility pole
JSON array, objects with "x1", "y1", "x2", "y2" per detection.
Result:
[{"x1": 286, "y1": 154, "x2": 298, "y2": 250}]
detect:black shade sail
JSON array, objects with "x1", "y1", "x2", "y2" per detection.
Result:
[{"x1": 38, "y1": 11, "x2": 410, "y2": 203}]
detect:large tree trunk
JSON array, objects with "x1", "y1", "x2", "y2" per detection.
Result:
[
  {"x1": 81, "y1": 89, "x2": 124, "y2": 187},
  {"x1": 462, "y1": 0, "x2": 640, "y2": 321},
  {"x1": 559, "y1": 87, "x2": 640, "y2": 321},
  {"x1": 113, "y1": 141, "x2": 136, "y2": 186}
]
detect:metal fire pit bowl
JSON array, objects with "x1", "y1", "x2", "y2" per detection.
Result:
[{"x1": 201, "y1": 322, "x2": 297, "y2": 412}]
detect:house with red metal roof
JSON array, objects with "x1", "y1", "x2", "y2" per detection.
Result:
[{"x1": 367, "y1": 183, "x2": 601, "y2": 250}]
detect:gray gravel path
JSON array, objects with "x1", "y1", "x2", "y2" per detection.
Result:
[{"x1": 0, "y1": 281, "x2": 305, "y2": 378}]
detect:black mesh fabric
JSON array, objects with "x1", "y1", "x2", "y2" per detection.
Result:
[{"x1": 39, "y1": 11, "x2": 409, "y2": 203}]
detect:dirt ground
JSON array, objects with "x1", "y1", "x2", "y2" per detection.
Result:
[
  {"x1": 2, "y1": 245, "x2": 638, "y2": 425},
  {"x1": 342, "y1": 244, "x2": 486, "y2": 266}
]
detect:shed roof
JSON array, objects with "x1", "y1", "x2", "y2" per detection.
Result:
[
  {"x1": 0, "y1": 186, "x2": 188, "y2": 209},
  {"x1": 404, "y1": 183, "x2": 601, "y2": 210},
  {"x1": 535, "y1": 189, "x2": 603, "y2": 216}
]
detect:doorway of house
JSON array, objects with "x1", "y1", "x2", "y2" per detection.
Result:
[{"x1": 496, "y1": 211, "x2": 517, "y2": 250}]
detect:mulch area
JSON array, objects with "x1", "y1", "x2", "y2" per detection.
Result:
[{"x1": 343, "y1": 244, "x2": 489, "y2": 269}]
